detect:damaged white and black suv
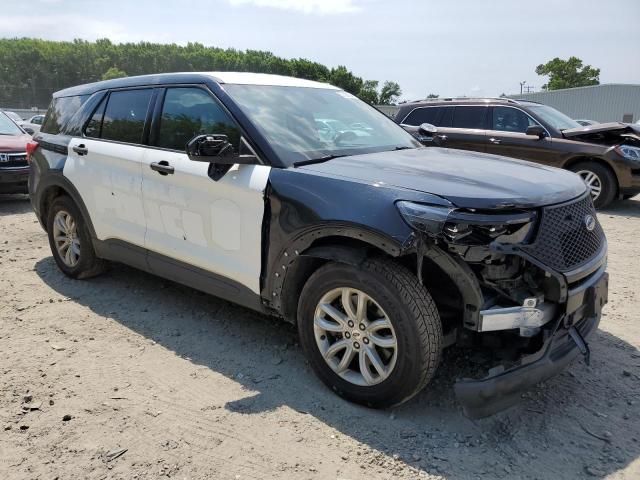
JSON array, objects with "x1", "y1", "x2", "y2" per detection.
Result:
[{"x1": 28, "y1": 73, "x2": 608, "y2": 418}]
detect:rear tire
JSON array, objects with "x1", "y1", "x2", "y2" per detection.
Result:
[
  {"x1": 297, "y1": 257, "x2": 442, "y2": 408},
  {"x1": 46, "y1": 195, "x2": 106, "y2": 279},
  {"x1": 569, "y1": 161, "x2": 617, "y2": 209}
]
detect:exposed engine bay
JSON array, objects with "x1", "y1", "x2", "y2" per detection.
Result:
[{"x1": 400, "y1": 193, "x2": 606, "y2": 357}]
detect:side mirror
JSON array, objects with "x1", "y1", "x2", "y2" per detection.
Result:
[
  {"x1": 23, "y1": 127, "x2": 35, "y2": 135},
  {"x1": 400, "y1": 123, "x2": 439, "y2": 144},
  {"x1": 526, "y1": 125, "x2": 546, "y2": 139},
  {"x1": 419, "y1": 123, "x2": 437, "y2": 135},
  {"x1": 186, "y1": 134, "x2": 257, "y2": 165}
]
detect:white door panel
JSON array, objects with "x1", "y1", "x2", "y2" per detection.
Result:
[
  {"x1": 142, "y1": 149, "x2": 270, "y2": 293},
  {"x1": 66, "y1": 138, "x2": 146, "y2": 245}
]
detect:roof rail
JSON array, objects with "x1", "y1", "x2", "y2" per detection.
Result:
[{"x1": 406, "y1": 96, "x2": 524, "y2": 104}]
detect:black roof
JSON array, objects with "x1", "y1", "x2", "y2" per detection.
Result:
[{"x1": 54, "y1": 72, "x2": 217, "y2": 98}]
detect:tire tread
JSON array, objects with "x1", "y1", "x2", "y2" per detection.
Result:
[{"x1": 361, "y1": 257, "x2": 442, "y2": 404}]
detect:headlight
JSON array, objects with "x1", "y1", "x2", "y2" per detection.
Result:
[
  {"x1": 396, "y1": 201, "x2": 536, "y2": 245},
  {"x1": 395, "y1": 201, "x2": 454, "y2": 235},
  {"x1": 615, "y1": 145, "x2": 640, "y2": 162}
]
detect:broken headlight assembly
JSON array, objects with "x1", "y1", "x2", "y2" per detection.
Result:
[
  {"x1": 396, "y1": 201, "x2": 537, "y2": 245},
  {"x1": 615, "y1": 144, "x2": 640, "y2": 163}
]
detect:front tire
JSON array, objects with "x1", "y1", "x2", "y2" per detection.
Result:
[
  {"x1": 297, "y1": 258, "x2": 442, "y2": 408},
  {"x1": 569, "y1": 161, "x2": 617, "y2": 209},
  {"x1": 46, "y1": 195, "x2": 106, "y2": 279}
]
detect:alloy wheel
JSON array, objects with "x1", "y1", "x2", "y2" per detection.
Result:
[
  {"x1": 52, "y1": 210, "x2": 80, "y2": 267},
  {"x1": 313, "y1": 287, "x2": 398, "y2": 386},
  {"x1": 577, "y1": 169, "x2": 602, "y2": 202}
]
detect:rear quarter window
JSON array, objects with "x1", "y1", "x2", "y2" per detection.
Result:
[{"x1": 41, "y1": 95, "x2": 89, "y2": 134}]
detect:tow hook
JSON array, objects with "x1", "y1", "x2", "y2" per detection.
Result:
[{"x1": 568, "y1": 326, "x2": 591, "y2": 366}]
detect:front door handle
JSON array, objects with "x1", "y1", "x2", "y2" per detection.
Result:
[
  {"x1": 72, "y1": 144, "x2": 88, "y2": 156},
  {"x1": 489, "y1": 137, "x2": 501, "y2": 145},
  {"x1": 150, "y1": 161, "x2": 175, "y2": 176}
]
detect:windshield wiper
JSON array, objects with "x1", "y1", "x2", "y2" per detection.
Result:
[
  {"x1": 293, "y1": 154, "x2": 347, "y2": 168},
  {"x1": 393, "y1": 145, "x2": 413, "y2": 151}
]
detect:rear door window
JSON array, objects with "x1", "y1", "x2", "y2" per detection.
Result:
[
  {"x1": 402, "y1": 107, "x2": 441, "y2": 126},
  {"x1": 439, "y1": 106, "x2": 453, "y2": 127},
  {"x1": 100, "y1": 89, "x2": 153, "y2": 144},
  {"x1": 452, "y1": 106, "x2": 487, "y2": 129}
]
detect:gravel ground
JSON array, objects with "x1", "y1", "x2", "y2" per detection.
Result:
[{"x1": 1, "y1": 194, "x2": 639, "y2": 480}]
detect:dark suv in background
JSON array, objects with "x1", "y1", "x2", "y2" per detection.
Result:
[{"x1": 397, "y1": 98, "x2": 640, "y2": 208}]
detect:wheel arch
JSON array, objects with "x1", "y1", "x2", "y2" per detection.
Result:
[
  {"x1": 563, "y1": 156, "x2": 620, "y2": 195},
  {"x1": 268, "y1": 227, "x2": 407, "y2": 324},
  {"x1": 268, "y1": 226, "x2": 483, "y2": 333},
  {"x1": 37, "y1": 175, "x2": 97, "y2": 240}
]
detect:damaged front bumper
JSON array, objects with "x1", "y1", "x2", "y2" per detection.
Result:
[{"x1": 454, "y1": 264, "x2": 608, "y2": 419}]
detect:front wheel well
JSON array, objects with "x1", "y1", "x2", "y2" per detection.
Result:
[
  {"x1": 278, "y1": 236, "x2": 397, "y2": 324},
  {"x1": 564, "y1": 157, "x2": 619, "y2": 191},
  {"x1": 277, "y1": 235, "x2": 468, "y2": 337}
]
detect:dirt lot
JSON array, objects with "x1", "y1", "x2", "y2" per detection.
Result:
[{"x1": 1, "y1": 194, "x2": 639, "y2": 480}]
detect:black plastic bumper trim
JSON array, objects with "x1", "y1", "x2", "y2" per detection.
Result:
[{"x1": 454, "y1": 270, "x2": 608, "y2": 419}]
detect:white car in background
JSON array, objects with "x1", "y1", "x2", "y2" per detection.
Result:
[{"x1": 20, "y1": 114, "x2": 45, "y2": 135}]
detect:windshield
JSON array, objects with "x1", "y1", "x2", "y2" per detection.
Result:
[
  {"x1": 0, "y1": 112, "x2": 23, "y2": 135},
  {"x1": 224, "y1": 85, "x2": 420, "y2": 166},
  {"x1": 527, "y1": 104, "x2": 581, "y2": 131}
]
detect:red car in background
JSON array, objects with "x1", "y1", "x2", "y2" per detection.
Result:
[{"x1": 0, "y1": 111, "x2": 31, "y2": 194}]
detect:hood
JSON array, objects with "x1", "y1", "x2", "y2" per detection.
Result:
[
  {"x1": 562, "y1": 122, "x2": 640, "y2": 140},
  {"x1": 0, "y1": 134, "x2": 31, "y2": 152},
  {"x1": 298, "y1": 148, "x2": 587, "y2": 210}
]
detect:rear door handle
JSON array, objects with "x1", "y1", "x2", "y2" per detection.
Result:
[
  {"x1": 489, "y1": 137, "x2": 501, "y2": 145},
  {"x1": 150, "y1": 161, "x2": 175, "y2": 175},
  {"x1": 72, "y1": 144, "x2": 88, "y2": 156}
]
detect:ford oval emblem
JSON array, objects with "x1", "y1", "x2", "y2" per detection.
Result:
[{"x1": 584, "y1": 214, "x2": 596, "y2": 232}]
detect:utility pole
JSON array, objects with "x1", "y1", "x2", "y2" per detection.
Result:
[{"x1": 519, "y1": 81, "x2": 527, "y2": 95}]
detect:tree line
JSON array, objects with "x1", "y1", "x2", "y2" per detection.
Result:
[{"x1": 0, "y1": 38, "x2": 402, "y2": 109}]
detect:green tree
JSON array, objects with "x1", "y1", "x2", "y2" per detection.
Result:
[
  {"x1": 535, "y1": 56, "x2": 600, "y2": 90},
  {"x1": 358, "y1": 80, "x2": 379, "y2": 104},
  {"x1": 101, "y1": 66, "x2": 127, "y2": 80},
  {"x1": 378, "y1": 81, "x2": 402, "y2": 105},
  {"x1": 329, "y1": 65, "x2": 364, "y2": 95},
  {"x1": 0, "y1": 38, "x2": 403, "y2": 108}
]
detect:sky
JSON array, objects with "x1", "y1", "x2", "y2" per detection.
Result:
[{"x1": 2, "y1": 0, "x2": 639, "y2": 101}]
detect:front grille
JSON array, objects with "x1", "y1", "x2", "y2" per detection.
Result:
[
  {"x1": 0, "y1": 151, "x2": 28, "y2": 168},
  {"x1": 521, "y1": 194, "x2": 604, "y2": 272}
]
